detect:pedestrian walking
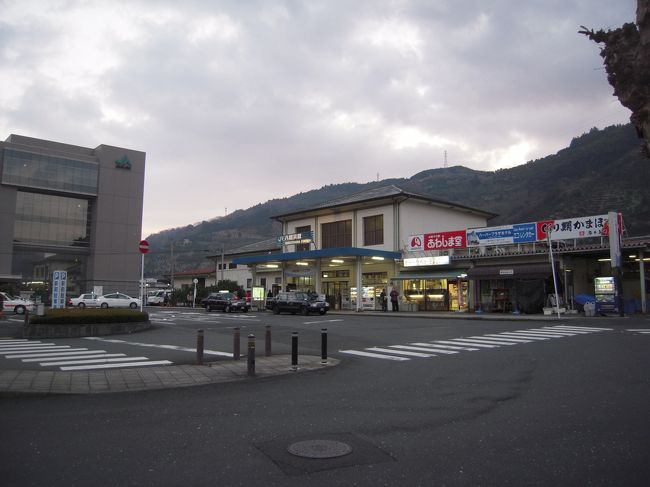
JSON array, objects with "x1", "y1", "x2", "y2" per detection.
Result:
[
  {"x1": 379, "y1": 289, "x2": 387, "y2": 312},
  {"x1": 163, "y1": 293, "x2": 169, "y2": 307},
  {"x1": 389, "y1": 288, "x2": 399, "y2": 312}
]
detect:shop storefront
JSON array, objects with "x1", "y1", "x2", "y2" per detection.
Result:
[
  {"x1": 393, "y1": 269, "x2": 470, "y2": 311},
  {"x1": 466, "y1": 263, "x2": 553, "y2": 314}
]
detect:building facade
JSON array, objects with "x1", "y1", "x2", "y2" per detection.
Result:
[
  {"x1": 231, "y1": 186, "x2": 649, "y2": 314},
  {"x1": 233, "y1": 186, "x2": 494, "y2": 311},
  {"x1": 0, "y1": 134, "x2": 146, "y2": 298}
]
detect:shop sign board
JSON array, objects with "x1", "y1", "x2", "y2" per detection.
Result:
[
  {"x1": 536, "y1": 214, "x2": 615, "y2": 241},
  {"x1": 406, "y1": 213, "x2": 622, "y2": 253},
  {"x1": 403, "y1": 256, "x2": 451, "y2": 267},
  {"x1": 407, "y1": 230, "x2": 465, "y2": 251},
  {"x1": 277, "y1": 231, "x2": 314, "y2": 246},
  {"x1": 466, "y1": 223, "x2": 537, "y2": 247}
]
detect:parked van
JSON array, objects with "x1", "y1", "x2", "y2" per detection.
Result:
[{"x1": 147, "y1": 289, "x2": 172, "y2": 306}]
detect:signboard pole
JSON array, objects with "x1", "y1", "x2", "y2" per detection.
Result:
[
  {"x1": 140, "y1": 253, "x2": 145, "y2": 312},
  {"x1": 138, "y1": 240, "x2": 150, "y2": 312},
  {"x1": 547, "y1": 230, "x2": 562, "y2": 319},
  {"x1": 608, "y1": 211, "x2": 624, "y2": 317}
]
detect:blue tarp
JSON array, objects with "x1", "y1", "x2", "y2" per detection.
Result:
[{"x1": 575, "y1": 294, "x2": 595, "y2": 305}]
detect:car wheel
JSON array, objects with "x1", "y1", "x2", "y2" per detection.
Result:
[
  {"x1": 14, "y1": 305, "x2": 25, "y2": 315},
  {"x1": 319, "y1": 308, "x2": 326, "y2": 315},
  {"x1": 129, "y1": 302, "x2": 138, "y2": 309},
  {"x1": 101, "y1": 303, "x2": 109, "y2": 309},
  {"x1": 224, "y1": 304, "x2": 231, "y2": 313},
  {"x1": 273, "y1": 305, "x2": 280, "y2": 315},
  {"x1": 301, "y1": 306, "x2": 309, "y2": 316},
  {"x1": 242, "y1": 307, "x2": 248, "y2": 313},
  {"x1": 206, "y1": 305, "x2": 212, "y2": 312},
  {"x1": 78, "y1": 303, "x2": 86, "y2": 309}
]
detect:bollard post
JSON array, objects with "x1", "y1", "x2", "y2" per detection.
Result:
[
  {"x1": 247, "y1": 334, "x2": 255, "y2": 377},
  {"x1": 233, "y1": 327, "x2": 240, "y2": 360},
  {"x1": 321, "y1": 328, "x2": 328, "y2": 365},
  {"x1": 291, "y1": 331, "x2": 298, "y2": 371},
  {"x1": 265, "y1": 325, "x2": 272, "y2": 357},
  {"x1": 196, "y1": 329, "x2": 204, "y2": 365}
]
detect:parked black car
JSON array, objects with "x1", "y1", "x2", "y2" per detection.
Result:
[
  {"x1": 203, "y1": 292, "x2": 249, "y2": 313},
  {"x1": 266, "y1": 291, "x2": 329, "y2": 315}
]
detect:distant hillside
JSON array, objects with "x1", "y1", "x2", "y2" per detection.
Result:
[{"x1": 145, "y1": 124, "x2": 650, "y2": 277}]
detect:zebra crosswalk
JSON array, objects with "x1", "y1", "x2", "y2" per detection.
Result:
[
  {"x1": 338, "y1": 325, "x2": 613, "y2": 362},
  {"x1": 0, "y1": 339, "x2": 173, "y2": 371}
]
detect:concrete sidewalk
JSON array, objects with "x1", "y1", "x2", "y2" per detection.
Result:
[{"x1": 0, "y1": 355, "x2": 338, "y2": 396}]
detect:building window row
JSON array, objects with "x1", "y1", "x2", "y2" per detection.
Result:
[
  {"x1": 14, "y1": 191, "x2": 90, "y2": 247},
  {"x1": 2, "y1": 148, "x2": 99, "y2": 195}
]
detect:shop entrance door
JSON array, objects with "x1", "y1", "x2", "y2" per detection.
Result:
[
  {"x1": 448, "y1": 280, "x2": 469, "y2": 311},
  {"x1": 324, "y1": 281, "x2": 348, "y2": 309}
]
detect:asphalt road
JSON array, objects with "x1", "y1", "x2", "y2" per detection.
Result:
[{"x1": 1, "y1": 311, "x2": 650, "y2": 486}]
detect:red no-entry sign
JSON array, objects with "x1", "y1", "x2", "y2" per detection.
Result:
[{"x1": 139, "y1": 239, "x2": 150, "y2": 254}]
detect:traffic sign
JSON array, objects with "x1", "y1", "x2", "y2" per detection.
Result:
[{"x1": 139, "y1": 240, "x2": 150, "y2": 254}]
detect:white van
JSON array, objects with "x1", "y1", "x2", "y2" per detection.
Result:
[{"x1": 147, "y1": 289, "x2": 172, "y2": 305}]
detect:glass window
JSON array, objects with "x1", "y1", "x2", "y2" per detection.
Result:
[
  {"x1": 2, "y1": 149, "x2": 99, "y2": 195},
  {"x1": 14, "y1": 192, "x2": 90, "y2": 247},
  {"x1": 321, "y1": 220, "x2": 352, "y2": 248},
  {"x1": 363, "y1": 215, "x2": 384, "y2": 246},
  {"x1": 295, "y1": 225, "x2": 311, "y2": 252}
]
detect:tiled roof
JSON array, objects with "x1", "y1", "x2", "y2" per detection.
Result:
[{"x1": 272, "y1": 184, "x2": 495, "y2": 220}]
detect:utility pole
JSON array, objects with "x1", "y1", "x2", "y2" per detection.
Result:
[{"x1": 170, "y1": 240, "x2": 175, "y2": 290}]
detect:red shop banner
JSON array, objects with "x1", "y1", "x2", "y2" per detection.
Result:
[{"x1": 424, "y1": 230, "x2": 466, "y2": 250}]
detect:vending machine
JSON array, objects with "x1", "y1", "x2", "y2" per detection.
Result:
[{"x1": 594, "y1": 276, "x2": 617, "y2": 314}]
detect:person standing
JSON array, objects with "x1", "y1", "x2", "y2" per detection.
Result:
[
  {"x1": 379, "y1": 289, "x2": 387, "y2": 312},
  {"x1": 390, "y1": 287, "x2": 399, "y2": 312}
]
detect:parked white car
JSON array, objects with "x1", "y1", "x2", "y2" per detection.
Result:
[
  {"x1": 70, "y1": 293, "x2": 100, "y2": 308},
  {"x1": 97, "y1": 292, "x2": 142, "y2": 309},
  {"x1": 0, "y1": 292, "x2": 36, "y2": 315}
]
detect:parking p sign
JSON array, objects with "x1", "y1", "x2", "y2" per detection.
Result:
[{"x1": 51, "y1": 270, "x2": 68, "y2": 309}]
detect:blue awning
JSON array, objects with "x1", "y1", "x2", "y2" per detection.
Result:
[{"x1": 232, "y1": 247, "x2": 401, "y2": 265}]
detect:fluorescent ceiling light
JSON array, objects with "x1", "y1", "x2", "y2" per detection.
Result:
[
  {"x1": 295, "y1": 261, "x2": 309, "y2": 266},
  {"x1": 371, "y1": 256, "x2": 384, "y2": 261},
  {"x1": 331, "y1": 259, "x2": 344, "y2": 264},
  {"x1": 265, "y1": 264, "x2": 279, "y2": 268},
  {"x1": 597, "y1": 258, "x2": 610, "y2": 262}
]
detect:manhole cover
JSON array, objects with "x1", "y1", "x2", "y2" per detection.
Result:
[{"x1": 287, "y1": 440, "x2": 353, "y2": 459}]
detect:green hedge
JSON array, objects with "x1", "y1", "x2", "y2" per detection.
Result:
[{"x1": 29, "y1": 308, "x2": 149, "y2": 325}]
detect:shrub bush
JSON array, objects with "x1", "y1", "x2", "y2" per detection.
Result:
[{"x1": 29, "y1": 308, "x2": 149, "y2": 325}]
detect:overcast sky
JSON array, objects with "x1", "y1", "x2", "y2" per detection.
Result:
[{"x1": 0, "y1": 0, "x2": 636, "y2": 237}]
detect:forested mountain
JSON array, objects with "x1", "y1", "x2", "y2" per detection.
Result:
[{"x1": 144, "y1": 123, "x2": 650, "y2": 277}]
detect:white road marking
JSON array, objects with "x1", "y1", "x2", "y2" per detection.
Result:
[
  {"x1": 303, "y1": 319, "x2": 344, "y2": 325},
  {"x1": 23, "y1": 353, "x2": 126, "y2": 363},
  {"x1": 437, "y1": 339, "x2": 500, "y2": 348},
  {"x1": 402, "y1": 342, "x2": 459, "y2": 355},
  {"x1": 60, "y1": 360, "x2": 173, "y2": 371},
  {"x1": 496, "y1": 333, "x2": 551, "y2": 341},
  {"x1": 365, "y1": 347, "x2": 434, "y2": 357},
  {"x1": 394, "y1": 345, "x2": 459, "y2": 354},
  {"x1": 338, "y1": 350, "x2": 410, "y2": 361},
  {"x1": 84, "y1": 337, "x2": 232, "y2": 357},
  {"x1": 40, "y1": 356, "x2": 144, "y2": 366},
  {"x1": 554, "y1": 325, "x2": 612, "y2": 332},
  {"x1": 482, "y1": 335, "x2": 533, "y2": 343},
  {"x1": 427, "y1": 343, "x2": 480, "y2": 351},
  {"x1": 4, "y1": 349, "x2": 95, "y2": 359},
  {"x1": 464, "y1": 337, "x2": 519, "y2": 345}
]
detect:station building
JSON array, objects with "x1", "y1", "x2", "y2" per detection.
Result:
[
  {"x1": 232, "y1": 185, "x2": 494, "y2": 311},
  {"x1": 0, "y1": 134, "x2": 146, "y2": 297},
  {"x1": 230, "y1": 185, "x2": 649, "y2": 314}
]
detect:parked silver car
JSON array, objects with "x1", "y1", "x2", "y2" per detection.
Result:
[{"x1": 97, "y1": 292, "x2": 142, "y2": 309}]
